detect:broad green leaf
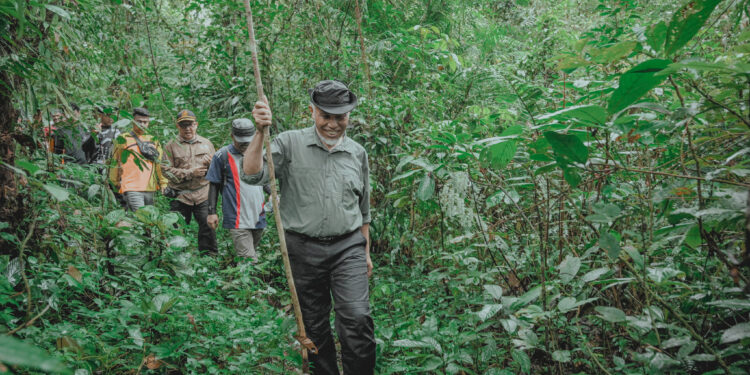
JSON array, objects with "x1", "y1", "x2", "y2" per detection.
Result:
[
  {"x1": 482, "y1": 141, "x2": 518, "y2": 170},
  {"x1": 720, "y1": 322, "x2": 750, "y2": 343},
  {"x1": 544, "y1": 131, "x2": 588, "y2": 164},
  {"x1": 160, "y1": 212, "x2": 181, "y2": 228},
  {"x1": 105, "y1": 209, "x2": 126, "y2": 225},
  {"x1": 152, "y1": 294, "x2": 179, "y2": 314},
  {"x1": 599, "y1": 232, "x2": 621, "y2": 259},
  {"x1": 128, "y1": 327, "x2": 144, "y2": 347},
  {"x1": 152, "y1": 294, "x2": 171, "y2": 312},
  {"x1": 87, "y1": 184, "x2": 101, "y2": 200},
  {"x1": 558, "y1": 297, "x2": 577, "y2": 312},
  {"x1": 706, "y1": 299, "x2": 750, "y2": 310},
  {"x1": 134, "y1": 205, "x2": 159, "y2": 224},
  {"x1": 0, "y1": 336, "x2": 70, "y2": 374},
  {"x1": 481, "y1": 125, "x2": 523, "y2": 170},
  {"x1": 552, "y1": 350, "x2": 571, "y2": 363},
  {"x1": 595, "y1": 306, "x2": 626, "y2": 322},
  {"x1": 483, "y1": 284, "x2": 503, "y2": 300},
  {"x1": 687, "y1": 353, "x2": 715, "y2": 361},
  {"x1": 623, "y1": 246, "x2": 644, "y2": 269},
  {"x1": 112, "y1": 119, "x2": 131, "y2": 129},
  {"x1": 683, "y1": 225, "x2": 702, "y2": 248},
  {"x1": 510, "y1": 285, "x2": 541, "y2": 310},
  {"x1": 563, "y1": 168, "x2": 582, "y2": 187},
  {"x1": 608, "y1": 59, "x2": 671, "y2": 114},
  {"x1": 416, "y1": 173, "x2": 435, "y2": 201},
  {"x1": 586, "y1": 213, "x2": 612, "y2": 223},
  {"x1": 536, "y1": 104, "x2": 607, "y2": 125},
  {"x1": 15, "y1": 160, "x2": 41, "y2": 175},
  {"x1": 555, "y1": 55, "x2": 591, "y2": 72},
  {"x1": 664, "y1": 0, "x2": 723, "y2": 56},
  {"x1": 44, "y1": 183, "x2": 70, "y2": 202},
  {"x1": 558, "y1": 255, "x2": 581, "y2": 284},
  {"x1": 168, "y1": 236, "x2": 189, "y2": 248},
  {"x1": 422, "y1": 356, "x2": 443, "y2": 371},
  {"x1": 657, "y1": 60, "x2": 741, "y2": 77},
  {"x1": 45, "y1": 4, "x2": 71, "y2": 20},
  {"x1": 476, "y1": 304, "x2": 503, "y2": 322},
  {"x1": 646, "y1": 21, "x2": 667, "y2": 52},
  {"x1": 591, "y1": 41, "x2": 638, "y2": 64},
  {"x1": 420, "y1": 337, "x2": 443, "y2": 354},
  {"x1": 392, "y1": 339, "x2": 431, "y2": 348},
  {"x1": 511, "y1": 349, "x2": 531, "y2": 373},
  {"x1": 390, "y1": 169, "x2": 421, "y2": 182}
]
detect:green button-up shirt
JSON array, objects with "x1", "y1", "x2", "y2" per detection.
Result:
[{"x1": 240, "y1": 126, "x2": 370, "y2": 238}]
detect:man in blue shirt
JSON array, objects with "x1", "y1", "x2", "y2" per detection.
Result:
[{"x1": 205, "y1": 118, "x2": 267, "y2": 261}]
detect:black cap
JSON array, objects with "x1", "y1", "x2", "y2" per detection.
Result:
[
  {"x1": 308, "y1": 80, "x2": 358, "y2": 114},
  {"x1": 133, "y1": 107, "x2": 149, "y2": 117},
  {"x1": 231, "y1": 118, "x2": 256, "y2": 142}
]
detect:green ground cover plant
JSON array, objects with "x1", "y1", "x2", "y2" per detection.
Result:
[{"x1": 1, "y1": 0, "x2": 749, "y2": 373}]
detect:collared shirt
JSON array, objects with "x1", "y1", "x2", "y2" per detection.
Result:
[
  {"x1": 206, "y1": 143, "x2": 267, "y2": 230},
  {"x1": 163, "y1": 135, "x2": 215, "y2": 205},
  {"x1": 108, "y1": 132, "x2": 168, "y2": 193},
  {"x1": 240, "y1": 126, "x2": 370, "y2": 238}
]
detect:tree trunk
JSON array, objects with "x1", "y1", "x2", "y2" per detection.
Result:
[{"x1": 0, "y1": 68, "x2": 23, "y2": 244}]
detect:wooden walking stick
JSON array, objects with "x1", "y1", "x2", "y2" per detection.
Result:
[{"x1": 241, "y1": 0, "x2": 318, "y2": 370}]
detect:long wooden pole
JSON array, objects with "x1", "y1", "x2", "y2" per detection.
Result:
[{"x1": 241, "y1": 0, "x2": 318, "y2": 368}]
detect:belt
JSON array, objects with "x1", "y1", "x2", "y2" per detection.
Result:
[{"x1": 286, "y1": 229, "x2": 357, "y2": 243}]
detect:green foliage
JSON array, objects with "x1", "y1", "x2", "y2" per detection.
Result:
[
  {"x1": 607, "y1": 59, "x2": 671, "y2": 114},
  {"x1": 664, "y1": 0, "x2": 723, "y2": 55},
  {"x1": 0, "y1": 336, "x2": 70, "y2": 374},
  {"x1": 2, "y1": 0, "x2": 750, "y2": 373}
]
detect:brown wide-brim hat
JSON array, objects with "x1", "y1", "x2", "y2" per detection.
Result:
[{"x1": 308, "y1": 80, "x2": 358, "y2": 115}]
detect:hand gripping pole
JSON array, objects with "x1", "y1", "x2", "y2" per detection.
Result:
[{"x1": 241, "y1": 0, "x2": 319, "y2": 364}]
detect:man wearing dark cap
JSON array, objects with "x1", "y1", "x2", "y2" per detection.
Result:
[
  {"x1": 241, "y1": 80, "x2": 375, "y2": 374},
  {"x1": 205, "y1": 118, "x2": 268, "y2": 262},
  {"x1": 164, "y1": 109, "x2": 217, "y2": 254},
  {"x1": 109, "y1": 107, "x2": 168, "y2": 211}
]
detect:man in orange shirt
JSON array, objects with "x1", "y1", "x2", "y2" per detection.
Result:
[{"x1": 108, "y1": 107, "x2": 168, "y2": 211}]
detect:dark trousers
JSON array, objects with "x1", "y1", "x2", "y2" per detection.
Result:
[
  {"x1": 170, "y1": 199, "x2": 217, "y2": 253},
  {"x1": 286, "y1": 230, "x2": 376, "y2": 375}
]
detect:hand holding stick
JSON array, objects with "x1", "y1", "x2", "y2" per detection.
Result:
[{"x1": 241, "y1": 0, "x2": 318, "y2": 369}]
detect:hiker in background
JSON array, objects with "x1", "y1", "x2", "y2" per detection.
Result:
[
  {"x1": 205, "y1": 118, "x2": 267, "y2": 263},
  {"x1": 51, "y1": 103, "x2": 89, "y2": 164},
  {"x1": 108, "y1": 107, "x2": 168, "y2": 211},
  {"x1": 241, "y1": 80, "x2": 375, "y2": 375},
  {"x1": 163, "y1": 110, "x2": 217, "y2": 255},
  {"x1": 89, "y1": 105, "x2": 120, "y2": 166}
]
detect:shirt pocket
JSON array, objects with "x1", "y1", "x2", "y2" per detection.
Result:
[
  {"x1": 338, "y1": 170, "x2": 363, "y2": 210},
  {"x1": 194, "y1": 151, "x2": 211, "y2": 167}
]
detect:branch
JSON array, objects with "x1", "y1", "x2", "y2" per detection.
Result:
[
  {"x1": 593, "y1": 164, "x2": 750, "y2": 189},
  {"x1": 142, "y1": 10, "x2": 169, "y2": 116},
  {"x1": 6, "y1": 304, "x2": 50, "y2": 336},
  {"x1": 689, "y1": 81, "x2": 750, "y2": 128}
]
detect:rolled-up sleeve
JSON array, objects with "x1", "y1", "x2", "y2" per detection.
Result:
[
  {"x1": 360, "y1": 152, "x2": 371, "y2": 224},
  {"x1": 240, "y1": 135, "x2": 287, "y2": 186}
]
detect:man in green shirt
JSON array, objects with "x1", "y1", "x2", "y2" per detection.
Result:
[{"x1": 241, "y1": 80, "x2": 374, "y2": 374}]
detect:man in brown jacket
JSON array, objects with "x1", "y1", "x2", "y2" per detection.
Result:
[{"x1": 164, "y1": 109, "x2": 217, "y2": 254}]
